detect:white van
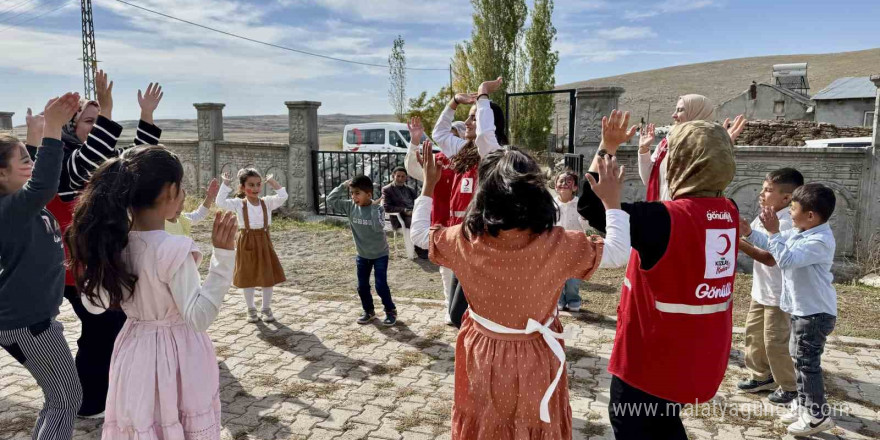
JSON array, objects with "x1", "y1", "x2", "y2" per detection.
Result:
[{"x1": 342, "y1": 122, "x2": 430, "y2": 153}]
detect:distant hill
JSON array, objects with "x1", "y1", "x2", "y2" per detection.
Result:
[
  {"x1": 554, "y1": 47, "x2": 880, "y2": 128},
  {"x1": 118, "y1": 113, "x2": 397, "y2": 150}
]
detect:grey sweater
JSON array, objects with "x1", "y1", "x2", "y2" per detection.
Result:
[
  {"x1": 326, "y1": 183, "x2": 389, "y2": 259},
  {"x1": 0, "y1": 138, "x2": 65, "y2": 330}
]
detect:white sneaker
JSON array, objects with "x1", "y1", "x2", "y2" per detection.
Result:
[
  {"x1": 787, "y1": 411, "x2": 834, "y2": 436},
  {"x1": 246, "y1": 308, "x2": 260, "y2": 323},
  {"x1": 779, "y1": 400, "x2": 801, "y2": 424},
  {"x1": 261, "y1": 308, "x2": 276, "y2": 323}
]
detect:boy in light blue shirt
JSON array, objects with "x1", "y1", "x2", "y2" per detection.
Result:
[{"x1": 742, "y1": 183, "x2": 837, "y2": 436}]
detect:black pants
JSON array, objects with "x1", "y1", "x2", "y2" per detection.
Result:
[
  {"x1": 790, "y1": 313, "x2": 836, "y2": 418},
  {"x1": 448, "y1": 274, "x2": 469, "y2": 328},
  {"x1": 64, "y1": 286, "x2": 126, "y2": 417},
  {"x1": 609, "y1": 375, "x2": 687, "y2": 440}
]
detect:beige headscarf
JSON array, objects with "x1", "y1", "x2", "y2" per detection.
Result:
[
  {"x1": 666, "y1": 120, "x2": 735, "y2": 199},
  {"x1": 678, "y1": 94, "x2": 715, "y2": 123}
]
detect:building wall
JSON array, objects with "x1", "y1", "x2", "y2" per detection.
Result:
[
  {"x1": 815, "y1": 98, "x2": 876, "y2": 127},
  {"x1": 716, "y1": 85, "x2": 812, "y2": 122}
]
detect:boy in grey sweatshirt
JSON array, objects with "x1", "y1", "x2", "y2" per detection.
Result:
[{"x1": 326, "y1": 175, "x2": 397, "y2": 326}]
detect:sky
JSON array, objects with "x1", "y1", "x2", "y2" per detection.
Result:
[{"x1": 1, "y1": 0, "x2": 878, "y2": 124}]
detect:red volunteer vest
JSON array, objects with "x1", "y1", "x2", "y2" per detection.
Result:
[
  {"x1": 431, "y1": 153, "x2": 455, "y2": 227},
  {"x1": 447, "y1": 165, "x2": 477, "y2": 227},
  {"x1": 646, "y1": 138, "x2": 668, "y2": 202},
  {"x1": 608, "y1": 197, "x2": 738, "y2": 404},
  {"x1": 46, "y1": 195, "x2": 77, "y2": 286}
]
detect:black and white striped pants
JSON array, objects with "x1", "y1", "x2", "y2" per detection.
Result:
[{"x1": 0, "y1": 319, "x2": 82, "y2": 440}]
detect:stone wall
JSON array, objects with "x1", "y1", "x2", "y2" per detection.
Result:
[
  {"x1": 611, "y1": 145, "x2": 872, "y2": 258},
  {"x1": 734, "y1": 120, "x2": 872, "y2": 147},
  {"x1": 815, "y1": 98, "x2": 876, "y2": 128}
]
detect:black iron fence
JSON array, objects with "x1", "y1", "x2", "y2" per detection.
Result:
[
  {"x1": 311, "y1": 151, "x2": 422, "y2": 217},
  {"x1": 563, "y1": 153, "x2": 585, "y2": 195}
]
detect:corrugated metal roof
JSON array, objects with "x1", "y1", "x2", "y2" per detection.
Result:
[{"x1": 812, "y1": 77, "x2": 877, "y2": 100}]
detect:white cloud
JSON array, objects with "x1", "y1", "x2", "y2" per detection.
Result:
[
  {"x1": 595, "y1": 26, "x2": 657, "y2": 41},
  {"x1": 624, "y1": 0, "x2": 715, "y2": 20},
  {"x1": 313, "y1": 0, "x2": 472, "y2": 24},
  {"x1": 556, "y1": 34, "x2": 685, "y2": 63}
]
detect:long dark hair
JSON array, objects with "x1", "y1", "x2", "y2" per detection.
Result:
[
  {"x1": 450, "y1": 102, "x2": 508, "y2": 174},
  {"x1": 0, "y1": 134, "x2": 21, "y2": 169},
  {"x1": 463, "y1": 147, "x2": 557, "y2": 239},
  {"x1": 65, "y1": 146, "x2": 184, "y2": 309}
]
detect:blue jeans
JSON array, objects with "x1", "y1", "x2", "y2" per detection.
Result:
[
  {"x1": 355, "y1": 255, "x2": 396, "y2": 314},
  {"x1": 558, "y1": 279, "x2": 582, "y2": 308},
  {"x1": 790, "y1": 313, "x2": 836, "y2": 418}
]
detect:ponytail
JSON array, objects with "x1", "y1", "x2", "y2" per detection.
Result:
[{"x1": 65, "y1": 145, "x2": 183, "y2": 309}]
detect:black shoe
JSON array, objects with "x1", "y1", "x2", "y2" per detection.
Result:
[
  {"x1": 768, "y1": 388, "x2": 798, "y2": 404},
  {"x1": 383, "y1": 311, "x2": 397, "y2": 326},
  {"x1": 415, "y1": 247, "x2": 429, "y2": 259},
  {"x1": 737, "y1": 376, "x2": 776, "y2": 393},
  {"x1": 357, "y1": 311, "x2": 376, "y2": 325}
]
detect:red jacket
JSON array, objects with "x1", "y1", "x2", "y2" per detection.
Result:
[
  {"x1": 609, "y1": 197, "x2": 738, "y2": 403},
  {"x1": 447, "y1": 164, "x2": 477, "y2": 226}
]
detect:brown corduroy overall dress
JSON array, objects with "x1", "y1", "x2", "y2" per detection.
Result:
[{"x1": 233, "y1": 199, "x2": 287, "y2": 288}]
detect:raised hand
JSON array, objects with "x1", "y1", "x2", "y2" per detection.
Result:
[
  {"x1": 724, "y1": 114, "x2": 746, "y2": 142},
  {"x1": 43, "y1": 93, "x2": 81, "y2": 140},
  {"x1": 221, "y1": 172, "x2": 232, "y2": 186},
  {"x1": 454, "y1": 93, "x2": 477, "y2": 105},
  {"x1": 138, "y1": 82, "x2": 163, "y2": 124},
  {"x1": 419, "y1": 140, "x2": 440, "y2": 195},
  {"x1": 739, "y1": 217, "x2": 752, "y2": 238},
  {"x1": 95, "y1": 70, "x2": 113, "y2": 119},
  {"x1": 25, "y1": 107, "x2": 46, "y2": 147},
  {"x1": 585, "y1": 155, "x2": 625, "y2": 210},
  {"x1": 759, "y1": 206, "x2": 780, "y2": 234},
  {"x1": 477, "y1": 77, "x2": 503, "y2": 97},
  {"x1": 266, "y1": 174, "x2": 281, "y2": 190},
  {"x1": 202, "y1": 178, "x2": 220, "y2": 208},
  {"x1": 372, "y1": 196, "x2": 384, "y2": 206},
  {"x1": 211, "y1": 211, "x2": 238, "y2": 250},
  {"x1": 407, "y1": 116, "x2": 425, "y2": 145},
  {"x1": 600, "y1": 110, "x2": 637, "y2": 155},
  {"x1": 638, "y1": 123, "x2": 655, "y2": 154}
]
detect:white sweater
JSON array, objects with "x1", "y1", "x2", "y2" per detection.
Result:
[
  {"x1": 215, "y1": 183, "x2": 288, "y2": 229},
  {"x1": 555, "y1": 196, "x2": 590, "y2": 232}
]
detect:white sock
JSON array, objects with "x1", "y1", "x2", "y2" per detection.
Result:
[
  {"x1": 261, "y1": 286, "x2": 273, "y2": 310},
  {"x1": 243, "y1": 288, "x2": 256, "y2": 309}
]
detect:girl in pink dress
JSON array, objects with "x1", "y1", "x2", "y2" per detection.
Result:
[{"x1": 65, "y1": 145, "x2": 238, "y2": 439}]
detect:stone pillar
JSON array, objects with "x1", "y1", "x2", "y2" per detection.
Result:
[
  {"x1": 285, "y1": 101, "x2": 321, "y2": 211},
  {"x1": 573, "y1": 87, "x2": 625, "y2": 158},
  {"x1": 193, "y1": 103, "x2": 225, "y2": 193},
  {"x1": 0, "y1": 112, "x2": 14, "y2": 132},
  {"x1": 857, "y1": 75, "x2": 880, "y2": 250}
]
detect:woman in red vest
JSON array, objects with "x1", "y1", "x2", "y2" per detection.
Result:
[
  {"x1": 432, "y1": 78, "x2": 507, "y2": 327},
  {"x1": 638, "y1": 95, "x2": 745, "y2": 201},
  {"x1": 579, "y1": 111, "x2": 739, "y2": 439}
]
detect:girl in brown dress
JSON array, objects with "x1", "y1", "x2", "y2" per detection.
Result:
[
  {"x1": 216, "y1": 168, "x2": 288, "y2": 323},
  {"x1": 410, "y1": 113, "x2": 633, "y2": 438}
]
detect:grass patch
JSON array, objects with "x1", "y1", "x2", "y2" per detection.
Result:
[
  {"x1": 371, "y1": 364, "x2": 404, "y2": 376},
  {"x1": 340, "y1": 332, "x2": 377, "y2": 348},
  {"x1": 396, "y1": 386, "x2": 419, "y2": 398},
  {"x1": 252, "y1": 375, "x2": 282, "y2": 388},
  {"x1": 373, "y1": 380, "x2": 395, "y2": 390},
  {"x1": 260, "y1": 415, "x2": 280, "y2": 424},
  {"x1": 397, "y1": 351, "x2": 426, "y2": 368},
  {"x1": 306, "y1": 293, "x2": 353, "y2": 302},
  {"x1": 395, "y1": 403, "x2": 451, "y2": 434},
  {"x1": 0, "y1": 415, "x2": 37, "y2": 434},
  {"x1": 579, "y1": 411, "x2": 606, "y2": 437},
  {"x1": 278, "y1": 381, "x2": 342, "y2": 399}
]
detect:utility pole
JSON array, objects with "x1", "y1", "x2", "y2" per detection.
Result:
[{"x1": 81, "y1": 0, "x2": 98, "y2": 99}]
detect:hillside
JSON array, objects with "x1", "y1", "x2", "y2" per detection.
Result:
[
  {"x1": 554, "y1": 47, "x2": 880, "y2": 128},
  {"x1": 118, "y1": 113, "x2": 396, "y2": 150}
]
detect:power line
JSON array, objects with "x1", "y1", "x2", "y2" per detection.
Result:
[
  {"x1": 0, "y1": 0, "x2": 38, "y2": 17},
  {"x1": 0, "y1": 0, "x2": 46, "y2": 24},
  {"x1": 0, "y1": 0, "x2": 72, "y2": 33},
  {"x1": 112, "y1": 0, "x2": 448, "y2": 72}
]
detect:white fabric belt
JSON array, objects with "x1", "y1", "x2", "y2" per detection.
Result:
[
  {"x1": 451, "y1": 210, "x2": 467, "y2": 218},
  {"x1": 655, "y1": 299, "x2": 731, "y2": 315},
  {"x1": 467, "y1": 309, "x2": 571, "y2": 423}
]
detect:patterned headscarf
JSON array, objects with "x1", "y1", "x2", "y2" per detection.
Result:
[{"x1": 666, "y1": 120, "x2": 735, "y2": 199}]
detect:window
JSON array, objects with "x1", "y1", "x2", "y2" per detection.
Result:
[
  {"x1": 399, "y1": 130, "x2": 411, "y2": 142},
  {"x1": 866, "y1": 111, "x2": 876, "y2": 127},
  {"x1": 346, "y1": 128, "x2": 385, "y2": 145},
  {"x1": 773, "y1": 101, "x2": 785, "y2": 114},
  {"x1": 389, "y1": 131, "x2": 406, "y2": 149}
]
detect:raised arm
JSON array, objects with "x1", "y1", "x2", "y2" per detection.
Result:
[
  {"x1": 133, "y1": 83, "x2": 164, "y2": 147},
  {"x1": 325, "y1": 181, "x2": 353, "y2": 216},
  {"x1": 411, "y1": 141, "x2": 439, "y2": 249},
  {"x1": 637, "y1": 124, "x2": 655, "y2": 186},
  {"x1": 1, "y1": 94, "x2": 80, "y2": 220},
  {"x1": 169, "y1": 213, "x2": 236, "y2": 331},
  {"x1": 215, "y1": 172, "x2": 241, "y2": 212},
  {"x1": 262, "y1": 175, "x2": 288, "y2": 211},
  {"x1": 474, "y1": 77, "x2": 504, "y2": 156},
  {"x1": 405, "y1": 117, "x2": 426, "y2": 181},
  {"x1": 433, "y1": 95, "x2": 472, "y2": 157}
]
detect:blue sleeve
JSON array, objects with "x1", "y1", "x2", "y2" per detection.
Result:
[
  {"x1": 325, "y1": 184, "x2": 352, "y2": 216},
  {"x1": 768, "y1": 233, "x2": 833, "y2": 270}
]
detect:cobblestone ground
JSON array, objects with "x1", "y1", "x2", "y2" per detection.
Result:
[{"x1": 1, "y1": 288, "x2": 877, "y2": 440}]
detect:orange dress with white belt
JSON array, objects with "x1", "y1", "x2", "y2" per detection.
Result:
[{"x1": 411, "y1": 196, "x2": 630, "y2": 439}]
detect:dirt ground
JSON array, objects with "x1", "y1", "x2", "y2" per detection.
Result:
[{"x1": 189, "y1": 215, "x2": 880, "y2": 339}]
